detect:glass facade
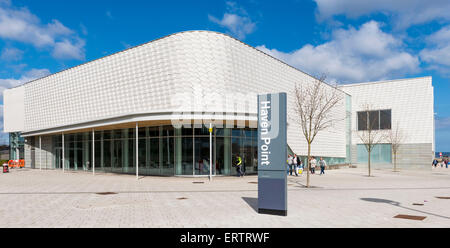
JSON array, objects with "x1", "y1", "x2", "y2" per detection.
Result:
[
  {"x1": 9, "y1": 132, "x2": 24, "y2": 160},
  {"x1": 345, "y1": 94, "x2": 352, "y2": 163},
  {"x1": 50, "y1": 126, "x2": 258, "y2": 176},
  {"x1": 357, "y1": 144, "x2": 392, "y2": 164}
]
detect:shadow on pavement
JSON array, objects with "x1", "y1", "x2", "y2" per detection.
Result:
[
  {"x1": 360, "y1": 197, "x2": 450, "y2": 220},
  {"x1": 242, "y1": 197, "x2": 258, "y2": 213}
]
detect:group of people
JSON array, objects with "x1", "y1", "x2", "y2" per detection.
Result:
[
  {"x1": 287, "y1": 155, "x2": 327, "y2": 176},
  {"x1": 233, "y1": 153, "x2": 329, "y2": 177},
  {"x1": 432, "y1": 158, "x2": 449, "y2": 168}
]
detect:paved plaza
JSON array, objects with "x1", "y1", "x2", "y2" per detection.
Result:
[{"x1": 0, "y1": 166, "x2": 449, "y2": 227}]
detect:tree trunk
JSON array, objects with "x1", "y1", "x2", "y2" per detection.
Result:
[
  {"x1": 394, "y1": 152, "x2": 397, "y2": 172},
  {"x1": 368, "y1": 150, "x2": 371, "y2": 177},
  {"x1": 307, "y1": 142, "x2": 311, "y2": 188}
]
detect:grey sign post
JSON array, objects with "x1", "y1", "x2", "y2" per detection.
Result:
[{"x1": 257, "y1": 92, "x2": 287, "y2": 216}]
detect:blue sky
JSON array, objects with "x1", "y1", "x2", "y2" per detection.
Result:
[{"x1": 0, "y1": 0, "x2": 449, "y2": 151}]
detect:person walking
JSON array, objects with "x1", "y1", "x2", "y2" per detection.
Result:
[
  {"x1": 310, "y1": 157, "x2": 317, "y2": 174},
  {"x1": 235, "y1": 154, "x2": 244, "y2": 177},
  {"x1": 319, "y1": 157, "x2": 327, "y2": 175},
  {"x1": 298, "y1": 158, "x2": 304, "y2": 176},
  {"x1": 446, "y1": 158, "x2": 448, "y2": 169},
  {"x1": 293, "y1": 154, "x2": 299, "y2": 176},
  {"x1": 432, "y1": 159, "x2": 438, "y2": 168},
  {"x1": 288, "y1": 155, "x2": 294, "y2": 176}
]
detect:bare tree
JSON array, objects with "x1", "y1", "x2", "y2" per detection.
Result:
[
  {"x1": 356, "y1": 104, "x2": 386, "y2": 177},
  {"x1": 387, "y1": 122, "x2": 403, "y2": 172},
  {"x1": 293, "y1": 75, "x2": 343, "y2": 187}
]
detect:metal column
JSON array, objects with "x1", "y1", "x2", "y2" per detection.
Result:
[
  {"x1": 136, "y1": 122, "x2": 139, "y2": 180},
  {"x1": 39, "y1": 136, "x2": 42, "y2": 170},
  {"x1": 209, "y1": 123, "x2": 212, "y2": 181},
  {"x1": 62, "y1": 133, "x2": 65, "y2": 173},
  {"x1": 92, "y1": 129, "x2": 95, "y2": 176}
]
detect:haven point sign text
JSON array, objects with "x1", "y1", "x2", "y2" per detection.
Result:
[{"x1": 257, "y1": 93, "x2": 287, "y2": 216}]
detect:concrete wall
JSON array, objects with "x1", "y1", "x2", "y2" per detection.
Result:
[
  {"x1": 24, "y1": 136, "x2": 54, "y2": 169},
  {"x1": 3, "y1": 85, "x2": 25, "y2": 133},
  {"x1": 352, "y1": 143, "x2": 432, "y2": 170},
  {"x1": 24, "y1": 137, "x2": 33, "y2": 168}
]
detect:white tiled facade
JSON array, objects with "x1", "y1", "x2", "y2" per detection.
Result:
[
  {"x1": 3, "y1": 31, "x2": 435, "y2": 168},
  {"x1": 4, "y1": 31, "x2": 347, "y2": 159},
  {"x1": 340, "y1": 77, "x2": 434, "y2": 147},
  {"x1": 340, "y1": 77, "x2": 435, "y2": 169}
]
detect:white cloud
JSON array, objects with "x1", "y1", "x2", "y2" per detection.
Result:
[
  {"x1": 208, "y1": 1, "x2": 256, "y2": 40},
  {"x1": 256, "y1": 21, "x2": 419, "y2": 83},
  {"x1": 0, "y1": 68, "x2": 50, "y2": 98},
  {"x1": 314, "y1": 0, "x2": 450, "y2": 29},
  {"x1": 1, "y1": 47, "x2": 23, "y2": 61},
  {"x1": 52, "y1": 38, "x2": 85, "y2": 60},
  {"x1": 0, "y1": 68, "x2": 50, "y2": 141},
  {"x1": 0, "y1": 2, "x2": 85, "y2": 60},
  {"x1": 418, "y1": 25, "x2": 450, "y2": 76}
]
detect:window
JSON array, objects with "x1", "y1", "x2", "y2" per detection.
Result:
[
  {"x1": 380, "y1": 110, "x2": 391, "y2": 129},
  {"x1": 357, "y1": 112, "x2": 367, "y2": 131},
  {"x1": 357, "y1": 109, "x2": 391, "y2": 130}
]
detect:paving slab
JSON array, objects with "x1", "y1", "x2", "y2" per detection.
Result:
[{"x1": 0, "y1": 167, "x2": 449, "y2": 227}]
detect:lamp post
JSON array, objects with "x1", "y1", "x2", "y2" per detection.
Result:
[{"x1": 209, "y1": 123, "x2": 213, "y2": 181}]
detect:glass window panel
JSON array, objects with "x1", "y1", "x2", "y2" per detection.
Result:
[
  {"x1": 380, "y1": 110, "x2": 391, "y2": 129},
  {"x1": 194, "y1": 137, "x2": 211, "y2": 175},
  {"x1": 369, "y1": 111, "x2": 379, "y2": 130},
  {"x1": 112, "y1": 139, "x2": 122, "y2": 172},
  {"x1": 216, "y1": 128, "x2": 225, "y2": 136},
  {"x1": 138, "y1": 138, "x2": 147, "y2": 174},
  {"x1": 357, "y1": 144, "x2": 392, "y2": 164},
  {"x1": 114, "y1": 130, "x2": 122, "y2": 139},
  {"x1": 138, "y1": 127, "x2": 146, "y2": 138},
  {"x1": 161, "y1": 136, "x2": 174, "y2": 175},
  {"x1": 162, "y1": 126, "x2": 174, "y2": 137},
  {"x1": 357, "y1": 112, "x2": 367, "y2": 131},
  {"x1": 215, "y1": 137, "x2": 224, "y2": 175},
  {"x1": 95, "y1": 140, "x2": 101, "y2": 169},
  {"x1": 231, "y1": 136, "x2": 241, "y2": 176},
  {"x1": 194, "y1": 127, "x2": 210, "y2": 136},
  {"x1": 148, "y1": 138, "x2": 160, "y2": 174},
  {"x1": 94, "y1": 131, "x2": 101, "y2": 140},
  {"x1": 148, "y1": 127, "x2": 159, "y2": 137},
  {"x1": 69, "y1": 141, "x2": 74, "y2": 170},
  {"x1": 181, "y1": 127, "x2": 193, "y2": 136},
  {"x1": 103, "y1": 130, "x2": 112, "y2": 140},
  {"x1": 103, "y1": 140, "x2": 111, "y2": 171},
  {"x1": 181, "y1": 137, "x2": 193, "y2": 175},
  {"x1": 232, "y1": 129, "x2": 242, "y2": 137},
  {"x1": 128, "y1": 128, "x2": 135, "y2": 139}
]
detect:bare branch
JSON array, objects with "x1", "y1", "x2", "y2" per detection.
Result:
[{"x1": 292, "y1": 75, "x2": 344, "y2": 187}]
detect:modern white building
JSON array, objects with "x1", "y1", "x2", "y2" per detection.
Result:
[
  {"x1": 340, "y1": 77, "x2": 435, "y2": 169},
  {"x1": 2, "y1": 31, "x2": 434, "y2": 175}
]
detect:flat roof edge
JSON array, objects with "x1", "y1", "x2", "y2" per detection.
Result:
[{"x1": 339, "y1": 76, "x2": 432, "y2": 88}]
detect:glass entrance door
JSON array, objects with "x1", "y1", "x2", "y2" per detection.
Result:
[
  {"x1": 194, "y1": 136, "x2": 215, "y2": 176},
  {"x1": 54, "y1": 148, "x2": 62, "y2": 169}
]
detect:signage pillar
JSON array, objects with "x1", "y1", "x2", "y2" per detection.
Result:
[{"x1": 257, "y1": 93, "x2": 287, "y2": 216}]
